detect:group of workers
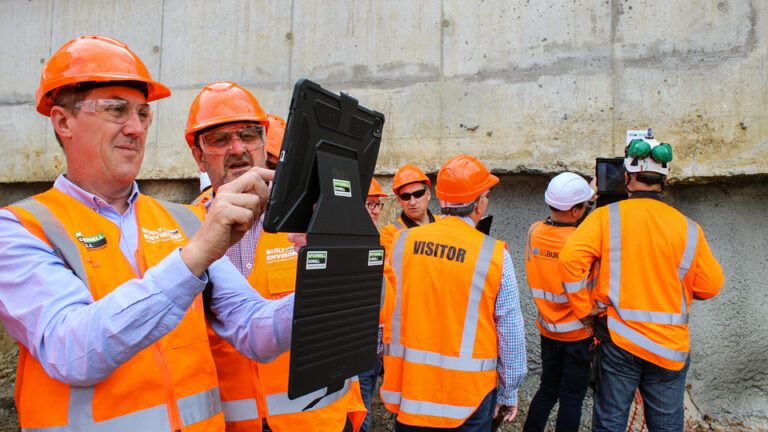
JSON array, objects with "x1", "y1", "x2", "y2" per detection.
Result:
[{"x1": 0, "y1": 34, "x2": 725, "y2": 432}]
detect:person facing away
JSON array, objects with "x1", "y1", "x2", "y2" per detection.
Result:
[
  {"x1": 186, "y1": 81, "x2": 367, "y2": 432},
  {"x1": 0, "y1": 35, "x2": 293, "y2": 432},
  {"x1": 523, "y1": 172, "x2": 599, "y2": 432},
  {"x1": 559, "y1": 131, "x2": 725, "y2": 432},
  {"x1": 380, "y1": 155, "x2": 527, "y2": 432},
  {"x1": 379, "y1": 164, "x2": 439, "y2": 257}
]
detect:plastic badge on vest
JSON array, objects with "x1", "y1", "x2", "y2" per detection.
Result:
[
  {"x1": 75, "y1": 231, "x2": 107, "y2": 250},
  {"x1": 333, "y1": 179, "x2": 352, "y2": 197},
  {"x1": 368, "y1": 249, "x2": 384, "y2": 266},
  {"x1": 306, "y1": 251, "x2": 328, "y2": 270}
]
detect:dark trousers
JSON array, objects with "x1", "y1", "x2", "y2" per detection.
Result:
[
  {"x1": 523, "y1": 335, "x2": 592, "y2": 432},
  {"x1": 592, "y1": 341, "x2": 689, "y2": 432},
  {"x1": 394, "y1": 388, "x2": 497, "y2": 432}
]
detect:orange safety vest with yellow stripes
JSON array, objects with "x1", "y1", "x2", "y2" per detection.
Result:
[
  {"x1": 525, "y1": 221, "x2": 592, "y2": 341},
  {"x1": 6, "y1": 188, "x2": 223, "y2": 432},
  {"x1": 559, "y1": 198, "x2": 724, "y2": 370},
  {"x1": 381, "y1": 217, "x2": 504, "y2": 428},
  {"x1": 204, "y1": 227, "x2": 367, "y2": 432}
]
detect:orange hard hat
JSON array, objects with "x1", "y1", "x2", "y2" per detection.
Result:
[
  {"x1": 368, "y1": 178, "x2": 389, "y2": 198},
  {"x1": 265, "y1": 114, "x2": 286, "y2": 158},
  {"x1": 36, "y1": 35, "x2": 171, "y2": 117},
  {"x1": 436, "y1": 155, "x2": 499, "y2": 203},
  {"x1": 392, "y1": 164, "x2": 431, "y2": 193},
  {"x1": 185, "y1": 82, "x2": 269, "y2": 148}
]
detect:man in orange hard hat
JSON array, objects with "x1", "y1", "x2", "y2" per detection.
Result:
[
  {"x1": 380, "y1": 164, "x2": 439, "y2": 257},
  {"x1": 559, "y1": 131, "x2": 724, "y2": 431},
  {"x1": 264, "y1": 114, "x2": 286, "y2": 170},
  {"x1": 380, "y1": 155, "x2": 527, "y2": 431},
  {"x1": 523, "y1": 172, "x2": 599, "y2": 432},
  {"x1": 187, "y1": 81, "x2": 366, "y2": 432},
  {"x1": 0, "y1": 35, "x2": 292, "y2": 431}
]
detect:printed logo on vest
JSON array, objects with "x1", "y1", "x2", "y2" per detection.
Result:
[
  {"x1": 142, "y1": 227, "x2": 184, "y2": 243},
  {"x1": 75, "y1": 231, "x2": 107, "y2": 250},
  {"x1": 306, "y1": 251, "x2": 328, "y2": 270},
  {"x1": 368, "y1": 249, "x2": 384, "y2": 266},
  {"x1": 266, "y1": 246, "x2": 298, "y2": 264},
  {"x1": 333, "y1": 179, "x2": 352, "y2": 197},
  {"x1": 532, "y1": 247, "x2": 559, "y2": 260}
]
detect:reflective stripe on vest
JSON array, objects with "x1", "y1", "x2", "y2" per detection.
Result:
[
  {"x1": 537, "y1": 314, "x2": 584, "y2": 333},
  {"x1": 605, "y1": 202, "x2": 699, "y2": 361},
  {"x1": 13, "y1": 197, "x2": 90, "y2": 288},
  {"x1": 393, "y1": 220, "x2": 405, "y2": 230},
  {"x1": 380, "y1": 391, "x2": 475, "y2": 420},
  {"x1": 386, "y1": 230, "x2": 498, "y2": 375},
  {"x1": 221, "y1": 377, "x2": 357, "y2": 421},
  {"x1": 530, "y1": 288, "x2": 569, "y2": 304},
  {"x1": 22, "y1": 387, "x2": 220, "y2": 432}
]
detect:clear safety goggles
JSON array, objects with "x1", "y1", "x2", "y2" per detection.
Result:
[
  {"x1": 71, "y1": 99, "x2": 153, "y2": 129},
  {"x1": 199, "y1": 123, "x2": 266, "y2": 155}
]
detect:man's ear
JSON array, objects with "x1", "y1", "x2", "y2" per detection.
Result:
[
  {"x1": 191, "y1": 146, "x2": 208, "y2": 173},
  {"x1": 50, "y1": 106, "x2": 74, "y2": 143}
]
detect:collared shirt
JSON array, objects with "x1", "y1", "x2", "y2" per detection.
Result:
[
  {"x1": 398, "y1": 209, "x2": 437, "y2": 228},
  {"x1": 457, "y1": 216, "x2": 527, "y2": 406},
  {"x1": 0, "y1": 174, "x2": 293, "y2": 386}
]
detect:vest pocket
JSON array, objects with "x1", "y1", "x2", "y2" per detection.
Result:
[{"x1": 168, "y1": 309, "x2": 209, "y2": 348}]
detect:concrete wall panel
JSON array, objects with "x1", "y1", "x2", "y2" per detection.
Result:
[
  {"x1": 443, "y1": 0, "x2": 612, "y2": 77},
  {"x1": 160, "y1": 0, "x2": 292, "y2": 87},
  {"x1": 291, "y1": 0, "x2": 441, "y2": 84}
]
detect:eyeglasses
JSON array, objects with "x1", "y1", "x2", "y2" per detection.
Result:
[
  {"x1": 626, "y1": 139, "x2": 673, "y2": 164},
  {"x1": 71, "y1": 99, "x2": 153, "y2": 129},
  {"x1": 199, "y1": 124, "x2": 266, "y2": 155},
  {"x1": 366, "y1": 201, "x2": 384, "y2": 210},
  {"x1": 398, "y1": 188, "x2": 428, "y2": 201}
]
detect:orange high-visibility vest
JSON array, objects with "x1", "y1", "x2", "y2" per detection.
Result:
[
  {"x1": 381, "y1": 217, "x2": 504, "y2": 428},
  {"x1": 206, "y1": 230, "x2": 367, "y2": 432},
  {"x1": 525, "y1": 221, "x2": 592, "y2": 341},
  {"x1": 380, "y1": 217, "x2": 407, "y2": 258},
  {"x1": 6, "y1": 188, "x2": 223, "y2": 432},
  {"x1": 560, "y1": 198, "x2": 724, "y2": 370},
  {"x1": 191, "y1": 188, "x2": 213, "y2": 207},
  {"x1": 380, "y1": 214, "x2": 441, "y2": 259}
]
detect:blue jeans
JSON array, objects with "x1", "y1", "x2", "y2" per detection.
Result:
[
  {"x1": 394, "y1": 388, "x2": 497, "y2": 432},
  {"x1": 358, "y1": 357, "x2": 383, "y2": 432},
  {"x1": 592, "y1": 341, "x2": 690, "y2": 432},
  {"x1": 523, "y1": 335, "x2": 592, "y2": 432}
]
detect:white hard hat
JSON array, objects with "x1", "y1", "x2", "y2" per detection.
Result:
[
  {"x1": 199, "y1": 172, "x2": 211, "y2": 192},
  {"x1": 544, "y1": 172, "x2": 595, "y2": 211},
  {"x1": 624, "y1": 137, "x2": 672, "y2": 176}
]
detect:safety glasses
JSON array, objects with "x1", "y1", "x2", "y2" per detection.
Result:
[
  {"x1": 398, "y1": 188, "x2": 427, "y2": 201},
  {"x1": 365, "y1": 201, "x2": 384, "y2": 210},
  {"x1": 72, "y1": 99, "x2": 153, "y2": 129},
  {"x1": 626, "y1": 139, "x2": 673, "y2": 164},
  {"x1": 199, "y1": 123, "x2": 266, "y2": 155}
]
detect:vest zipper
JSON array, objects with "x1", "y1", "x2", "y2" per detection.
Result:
[
  {"x1": 251, "y1": 360, "x2": 268, "y2": 423},
  {"x1": 152, "y1": 344, "x2": 184, "y2": 432}
]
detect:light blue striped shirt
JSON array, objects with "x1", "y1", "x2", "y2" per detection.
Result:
[{"x1": 0, "y1": 174, "x2": 293, "y2": 386}]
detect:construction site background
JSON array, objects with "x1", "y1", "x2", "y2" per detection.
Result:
[{"x1": 0, "y1": 1, "x2": 766, "y2": 430}]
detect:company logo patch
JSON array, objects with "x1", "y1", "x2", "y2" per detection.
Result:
[
  {"x1": 368, "y1": 249, "x2": 384, "y2": 266},
  {"x1": 333, "y1": 179, "x2": 352, "y2": 197},
  {"x1": 266, "y1": 246, "x2": 298, "y2": 264},
  {"x1": 75, "y1": 231, "x2": 107, "y2": 250},
  {"x1": 142, "y1": 227, "x2": 185, "y2": 243},
  {"x1": 532, "y1": 247, "x2": 559, "y2": 260},
  {"x1": 306, "y1": 251, "x2": 328, "y2": 270}
]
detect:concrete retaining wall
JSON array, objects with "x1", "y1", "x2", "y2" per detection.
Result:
[{"x1": 0, "y1": 0, "x2": 766, "y2": 426}]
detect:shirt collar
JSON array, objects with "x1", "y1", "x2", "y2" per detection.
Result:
[
  {"x1": 400, "y1": 209, "x2": 437, "y2": 228},
  {"x1": 54, "y1": 174, "x2": 140, "y2": 213}
]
